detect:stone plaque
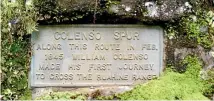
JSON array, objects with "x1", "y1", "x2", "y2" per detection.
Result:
[{"x1": 30, "y1": 25, "x2": 163, "y2": 87}]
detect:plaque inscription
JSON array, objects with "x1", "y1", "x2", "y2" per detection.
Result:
[{"x1": 31, "y1": 25, "x2": 163, "y2": 87}]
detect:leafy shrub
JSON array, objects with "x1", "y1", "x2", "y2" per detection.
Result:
[
  {"x1": 203, "y1": 68, "x2": 214, "y2": 99},
  {"x1": 1, "y1": 39, "x2": 30, "y2": 100},
  {"x1": 116, "y1": 56, "x2": 211, "y2": 100},
  {"x1": 1, "y1": 0, "x2": 37, "y2": 99}
]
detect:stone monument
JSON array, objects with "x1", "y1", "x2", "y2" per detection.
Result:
[{"x1": 30, "y1": 25, "x2": 164, "y2": 98}]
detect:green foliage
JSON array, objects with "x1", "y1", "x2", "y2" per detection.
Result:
[
  {"x1": 1, "y1": 39, "x2": 30, "y2": 100},
  {"x1": 203, "y1": 68, "x2": 214, "y2": 99},
  {"x1": 206, "y1": 68, "x2": 214, "y2": 85},
  {"x1": 116, "y1": 56, "x2": 211, "y2": 100},
  {"x1": 19, "y1": 89, "x2": 32, "y2": 100},
  {"x1": 166, "y1": 10, "x2": 214, "y2": 49},
  {"x1": 180, "y1": 11, "x2": 214, "y2": 48},
  {"x1": 1, "y1": 0, "x2": 37, "y2": 36},
  {"x1": 36, "y1": 91, "x2": 87, "y2": 100},
  {"x1": 182, "y1": 56, "x2": 202, "y2": 78},
  {"x1": 1, "y1": 0, "x2": 37, "y2": 100}
]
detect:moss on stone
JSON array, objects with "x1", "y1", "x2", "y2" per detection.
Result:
[{"x1": 116, "y1": 55, "x2": 211, "y2": 100}]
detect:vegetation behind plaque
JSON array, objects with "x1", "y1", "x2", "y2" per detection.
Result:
[{"x1": 1, "y1": 0, "x2": 36, "y2": 99}]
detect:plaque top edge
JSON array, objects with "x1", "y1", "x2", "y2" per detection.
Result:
[{"x1": 37, "y1": 24, "x2": 163, "y2": 29}]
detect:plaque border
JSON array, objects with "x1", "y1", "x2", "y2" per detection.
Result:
[{"x1": 30, "y1": 24, "x2": 164, "y2": 88}]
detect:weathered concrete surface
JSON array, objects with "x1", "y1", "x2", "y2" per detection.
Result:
[
  {"x1": 32, "y1": 88, "x2": 53, "y2": 99},
  {"x1": 60, "y1": 0, "x2": 204, "y2": 21},
  {"x1": 110, "y1": 0, "x2": 192, "y2": 21},
  {"x1": 36, "y1": 0, "x2": 195, "y2": 23},
  {"x1": 32, "y1": 86, "x2": 133, "y2": 99}
]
